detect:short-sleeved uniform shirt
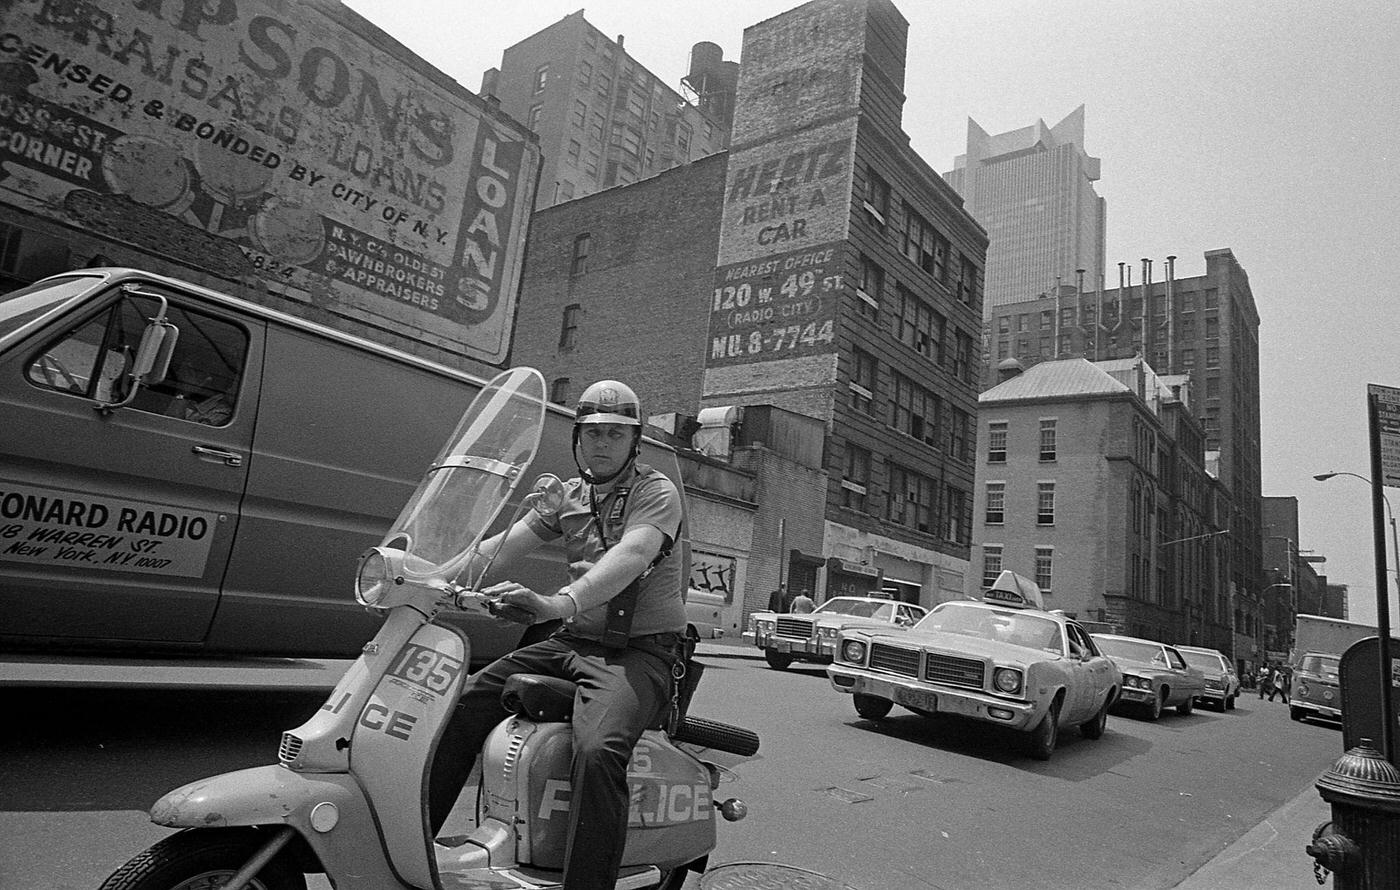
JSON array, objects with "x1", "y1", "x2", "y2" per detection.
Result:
[{"x1": 524, "y1": 462, "x2": 686, "y2": 640}]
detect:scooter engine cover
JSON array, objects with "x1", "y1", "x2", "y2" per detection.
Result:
[{"x1": 481, "y1": 721, "x2": 716, "y2": 870}]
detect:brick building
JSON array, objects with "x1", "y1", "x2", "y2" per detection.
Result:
[
  {"x1": 974, "y1": 357, "x2": 1232, "y2": 649},
  {"x1": 481, "y1": 11, "x2": 732, "y2": 210},
  {"x1": 699, "y1": 0, "x2": 987, "y2": 610},
  {"x1": 510, "y1": 0, "x2": 987, "y2": 621},
  {"x1": 983, "y1": 249, "x2": 1264, "y2": 659}
]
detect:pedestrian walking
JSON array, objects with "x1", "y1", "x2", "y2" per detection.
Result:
[
  {"x1": 1256, "y1": 663, "x2": 1272, "y2": 699},
  {"x1": 1268, "y1": 665, "x2": 1287, "y2": 702}
]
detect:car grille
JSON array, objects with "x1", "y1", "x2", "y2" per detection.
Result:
[
  {"x1": 776, "y1": 618, "x2": 815, "y2": 638},
  {"x1": 869, "y1": 643, "x2": 920, "y2": 677},
  {"x1": 924, "y1": 654, "x2": 985, "y2": 690}
]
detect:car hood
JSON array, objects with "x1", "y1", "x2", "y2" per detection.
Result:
[
  {"x1": 1105, "y1": 655, "x2": 1189, "y2": 679},
  {"x1": 854, "y1": 627, "x2": 1061, "y2": 665}
]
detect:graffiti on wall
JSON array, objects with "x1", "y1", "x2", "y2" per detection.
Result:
[
  {"x1": 690, "y1": 550, "x2": 736, "y2": 602},
  {"x1": 0, "y1": 0, "x2": 538, "y2": 363}
]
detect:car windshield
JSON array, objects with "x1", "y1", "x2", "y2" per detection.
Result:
[
  {"x1": 0, "y1": 275, "x2": 102, "y2": 341},
  {"x1": 1096, "y1": 637, "x2": 1169, "y2": 665},
  {"x1": 1299, "y1": 655, "x2": 1341, "y2": 679},
  {"x1": 1179, "y1": 650, "x2": 1224, "y2": 672},
  {"x1": 916, "y1": 602, "x2": 1063, "y2": 654},
  {"x1": 815, "y1": 599, "x2": 893, "y2": 620}
]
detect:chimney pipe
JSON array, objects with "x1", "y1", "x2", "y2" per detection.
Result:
[{"x1": 1165, "y1": 255, "x2": 1177, "y2": 373}]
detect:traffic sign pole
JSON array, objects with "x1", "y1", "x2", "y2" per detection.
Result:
[{"x1": 1366, "y1": 384, "x2": 1400, "y2": 763}]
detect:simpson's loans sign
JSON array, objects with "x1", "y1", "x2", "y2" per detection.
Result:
[{"x1": 0, "y1": 0, "x2": 539, "y2": 364}]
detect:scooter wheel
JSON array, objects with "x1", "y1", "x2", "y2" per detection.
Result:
[
  {"x1": 99, "y1": 827, "x2": 306, "y2": 890},
  {"x1": 672, "y1": 715, "x2": 760, "y2": 757}
]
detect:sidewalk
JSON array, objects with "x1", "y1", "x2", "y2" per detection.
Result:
[{"x1": 695, "y1": 636, "x2": 1335, "y2": 888}]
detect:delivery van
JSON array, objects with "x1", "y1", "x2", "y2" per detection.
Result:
[{"x1": 0, "y1": 269, "x2": 689, "y2": 665}]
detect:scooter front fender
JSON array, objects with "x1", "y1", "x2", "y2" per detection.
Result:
[{"x1": 152, "y1": 765, "x2": 404, "y2": 889}]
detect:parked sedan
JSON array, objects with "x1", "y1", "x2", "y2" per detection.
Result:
[
  {"x1": 744, "y1": 596, "x2": 927, "y2": 670},
  {"x1": 828, "y1": 599, "x2": 1121, "y2": 760},
  {"x1": 1093, "y1": 634, "x2": 1206, "y2": 720},
  {"x1": 1176, "y1": 644, "x2": 1241, "y2": 711},
  {"x1": 1290, "y1": 653, "x2": 1342, "y2": 723}
]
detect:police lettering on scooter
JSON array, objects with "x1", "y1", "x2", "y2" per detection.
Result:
[{"x1": 431, "y1": 379, "x2": 688, "y2": 890}]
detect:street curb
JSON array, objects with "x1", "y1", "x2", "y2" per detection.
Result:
[{"x1": 1172, "y1": 778, "x2": 1331, "y2": 888}]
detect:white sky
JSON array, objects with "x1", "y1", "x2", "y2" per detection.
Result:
[{"x1": 342, "y1": 0, "x2": 1400, "y2": 626}]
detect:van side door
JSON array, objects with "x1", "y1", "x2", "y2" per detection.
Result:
[{"x1": 0, "y1": 282, "x2": 262, "y2": 646}]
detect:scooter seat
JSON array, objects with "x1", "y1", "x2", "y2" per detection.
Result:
[{"x1": 501, "y1": 674, "x2": 577, "y2": 722}]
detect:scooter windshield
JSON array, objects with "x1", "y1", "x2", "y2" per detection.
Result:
[{"x1": 384, "y1": 366, "x2": 547, "y2": 582}]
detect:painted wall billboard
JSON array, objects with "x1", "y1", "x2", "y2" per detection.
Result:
[
  {"x1": 701, "y1": 0, "x2": 861, "y2": 399},
  {"x1": 0, "y1": 0, "x2": 539, "y2": 364}
]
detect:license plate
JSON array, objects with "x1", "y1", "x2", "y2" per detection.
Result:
[
  {"x1": 773, "y1": 639, "x2": 791, "y2": 653},
  {"x1": 894, "y1": 687, "x2": 937, "y2": 712}
]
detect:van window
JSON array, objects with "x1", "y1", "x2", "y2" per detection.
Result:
[{"x1": 26, "y1": 293, "x2": 248, "y2": 425}]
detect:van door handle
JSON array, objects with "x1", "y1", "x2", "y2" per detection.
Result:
[{"x1": 191, "y1": 445, "x2": 244, "y2": 467}]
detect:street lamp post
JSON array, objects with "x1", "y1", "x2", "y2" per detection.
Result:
[
  {"x1": 1158, "y1": 529, "x2": 1229, "y2": 646},
  {"x1": 1314, "y1": 472, "x2": 1400, "y2": 610}
]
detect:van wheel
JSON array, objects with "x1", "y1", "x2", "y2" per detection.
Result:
[
  {"x1": 1290, "y1": 706, "x2": 1304, "y2": 721},
  {"x1": 764, "y1": 650, "x2": 793, "y2": 670},
  {"x1": 853, "y1": 693, "x2": 892, "y2": 720}
]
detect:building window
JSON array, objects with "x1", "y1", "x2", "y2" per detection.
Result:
[
  {"x1": 553, "y1": 181, "x2": 575, "y2": 203},
  {"x1": 1181, "y1": 348, "x2": 1195, "y2": 368},
  {"x1": 1180, "y1": 292, "x2": 1195, "y2": 312},
  {"x1": 857, "y1": 254, "x2": 883, "y2": 318},
  {"x1": 1205, "y1": 316, "x2": 1219, "y2": 340},
  {"x1": 982, "y1": 546, "x2": 1004, "y2": 588},
  {"x1": 596, "y1": 71, "x2": 612, "y2": 97},
  {"x1": 677, "y1": 123, "x2": 691, "y2": 156},
  {"x1": 956, "y1": 253, "x2": 977, "y2": 304},
  {"x1": 1039, "y1": 418, "x2": 1057, "y2": 461},
  {"x1": 892, "y1": 287, "x2": 943, "y2": 363},
  {"x1": 1206, "y1": 346, "x2": 1220, "y2": 368},
  {"x1": 590, "y1": 112, "x2": 605, "y2": 143},
  {"x1": 566, "y1": 139, "x2": 581, "y2": 165},
  {"x1": 1035, "y1": 547, "x2": 1054, "y2": 594},
  {"x1": 558, "y1": 303, "x2": 581, "y2": 349},
  {"x1": 998, "y1": 316, "x2": 1010, "y2": 334},
  {"x1": 842, "y1": 444, "x2": 870, "y2": 511},
  {"x1": 945, "y1": 486, "x2": 967, "y2": 544},
  {"x1": 864, "y1": 166, "x2": 890, "y2": 222},
  {"x1": 1037, "y1": 482, "x2": 1055, "y2": 525},
  {"x1": 1206, "y1": 375, "x2": 1221, "y2": 399},
  {"x1": 985, "y1": 482, "x2": 1005, "y2": 524},
  {"x1": 570, "y1": 234, "x2": 591, "y2": 276},
  {"x1": 987, "y1": 420, "x2": 1007, "y2": 463},
  {"x1": 572, "y1": 100, "x2": 587, "y2": 129},
  {"x1": 889, "y1": 373, "x2": 939, "y2": 447},
  {"x1": 576, "y1": 60, "x2": 592, "y2": 89},
  {"x1": 533, "y1": 64, "x2": 548, "y2": 93},
  {"x1": 549, "y1": 377, "x2": 571, "y2": 404},
  {"x1": 1204, "y1": 288, "x2": 1218, "y2": 308},
  {"x1": 849, "y1": 349, "x2": 877, "y2": 415},
  {"x1": 527, "y1": 104, "x2": 542, "y2": 131},
  {"x1": 887, "y1": 464, "x2": 936, "y2": 533},
  {"x1": 953, "y1": 330, "x2": 973, "y2": 382},
  {"x1": 901, "y1": 203, "x2": 938, "y2": 275},
  {"x1": 948, "y1": 408, "x2": 970, "y2": 461}
]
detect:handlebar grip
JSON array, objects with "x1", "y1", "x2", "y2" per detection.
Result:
[{"x1": 671, "y1": 715, "x2": 760, "y2": 757}]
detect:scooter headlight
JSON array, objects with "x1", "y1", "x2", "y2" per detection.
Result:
[{"x1": 356, "y1": 547, "x2": 403, "y2": 606}]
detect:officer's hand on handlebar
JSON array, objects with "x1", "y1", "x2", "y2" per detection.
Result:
[{"x1": 482, "y1": 581, "x2": 575, "y2": 625}]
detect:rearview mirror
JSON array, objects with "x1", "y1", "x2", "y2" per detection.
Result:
[
  {"x1": 95, "y1": 292, "x2": 180, "y2": 414},
  {"x1": 522, "y1": 474, "x2": 566, "y2": 518}
]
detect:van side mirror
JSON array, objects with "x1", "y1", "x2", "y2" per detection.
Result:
[
  {"x1": 95, "y1": 292, "x2": 180, "y2": 414},
  {"x1": 522, "y1": 474, "x2": 566, "y2": 518}
]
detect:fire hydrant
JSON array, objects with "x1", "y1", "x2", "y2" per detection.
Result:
[{"x1": 1306, "y1": 739, "x2": 1400, "y2": 887}]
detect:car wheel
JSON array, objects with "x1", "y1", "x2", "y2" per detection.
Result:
[
  {"x1": 1177, "y1": 694, "x2": 1194, "y2": 716},
  {"x1": 1146, "y1": 689, "x2": 1164, "y2": 721},
  {"x1": 853, "y1": 693, "x2": 892, "y2": 720},
  {"x1": 1027, "y1": 696, "x2": 1061, "y2": 760},
  {"x1": 1226, "y1": 694, "x2": 1236, "y2": 711},
  {"x1": 1290, "y1": 706, "x2": 1304, "y2": 721},
  {"x1": 763, "y1": 650, "x2": 793, "y2": 670},
  {"x1": 1080, "y1": 693, "x2": 1111, "y2": 740}
]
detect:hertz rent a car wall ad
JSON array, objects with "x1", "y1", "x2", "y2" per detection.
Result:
[
  {"x1": 0, "y1": 0, "x2": 539, "y2": 364},
  {"x1": 704, "y1": 119, "x2": 854, "y2": 372}
]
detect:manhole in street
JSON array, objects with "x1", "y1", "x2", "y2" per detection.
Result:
[{"x1": 700, "y1": 862, "x2": 859, "y2": 890}]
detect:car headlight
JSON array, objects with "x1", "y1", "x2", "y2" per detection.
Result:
[
  {"x1": 1125, "y1": 674, "x2": 1150, "y2": 690},
  {"x1": 1298, "y1": 683, "x2": 1310, "y2": 696},
  {"x1": 992, "y1": 667, "x2": 1023, "y2": 695},
  {"x1": 819, "y1": 626, "x2": 839, "y2": 638},
  {"x1": 756, "y1": 619, "x2": 775, "y2": 633},
  {"x1": 841, "y1": 640, "x2": 867, "y2": 663},
  {"x1": 355, "y1": 547, "x2": 401, "y2": 606}
]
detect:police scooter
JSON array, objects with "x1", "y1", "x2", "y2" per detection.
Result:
[{"x1": 99, "y1": 366, "x2": 759, "y2": 890}]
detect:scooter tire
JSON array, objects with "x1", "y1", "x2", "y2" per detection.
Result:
[
  {"x1": 672, "y1": 715, "x2": 761, "y2": 757},
  {"x1": 99, "y1": 827, "x2": 306, "y2": 890}
]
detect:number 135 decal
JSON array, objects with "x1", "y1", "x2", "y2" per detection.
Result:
[{"x1": 387, "y1": 644, "x2": 463, "y2": 694}]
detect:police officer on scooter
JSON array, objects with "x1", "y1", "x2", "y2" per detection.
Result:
[{"x1": 430, "y1": 379, "x2": 686, "y2": 890}]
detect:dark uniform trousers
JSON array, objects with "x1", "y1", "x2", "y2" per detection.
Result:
[{"x1": 430, "y1": 630, "x2": 680, "y2": 890}]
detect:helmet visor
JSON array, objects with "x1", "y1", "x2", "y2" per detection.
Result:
[{"x1": 576, "y1": 394, "x2": 640, "y2": 426}]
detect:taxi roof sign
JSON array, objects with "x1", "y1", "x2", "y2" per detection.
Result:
[{"x1": 982, "y1": 570, "x2": 1044, "y2": 610}]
